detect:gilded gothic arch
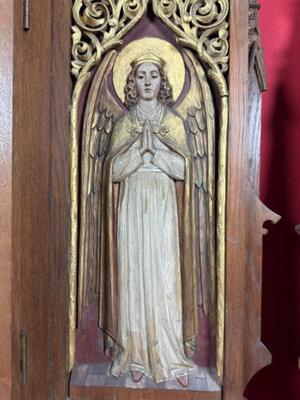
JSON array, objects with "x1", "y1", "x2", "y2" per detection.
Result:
[{"x1": 70, "y1": 0, "x2": 229, "y2": 383}]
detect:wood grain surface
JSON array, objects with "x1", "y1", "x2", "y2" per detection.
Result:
[
  {"x1": 223, "y1": 1, "x2": 280, "y2": 400},
  {"x1": 12, "y1": 0, "x2": 52, "y2": 399},
  {"x1": 224, "y1": 1, "x2": 251, "y2": 397},
  {"x1": 11, "y1": 1, "x2": 71, "y2": 399},
  {"x1": 0, "y1": 0, "x2": 13, "y2": 398},
  {"x1": 47, "y1": 0, "x2": 71, "y2": 398}
]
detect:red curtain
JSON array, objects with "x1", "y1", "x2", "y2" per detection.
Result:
[{"x1": 245, "y1": 1, "x2": 300, "y2": 398}]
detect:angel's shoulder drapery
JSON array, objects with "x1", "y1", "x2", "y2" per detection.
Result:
[
  {"x1": 108, "y1": 105, "x2": 190, "y2": 158},
  {"x1": 160, "y1": 107, "x2": 190, "y2": 156},
  {"x1": 107, "y1": 112, "x2": 133, "y2": 157}
]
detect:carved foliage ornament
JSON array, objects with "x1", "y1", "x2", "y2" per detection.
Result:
[
  {"x1": 72, "y1": 0, "x2": 229, "y2": 95},
  {"x1": 72, "y1": 0, "x2": 148, "y2": 77},
  {"x1": 153, "y1": 0, "x2": 229, "y2": 82}
]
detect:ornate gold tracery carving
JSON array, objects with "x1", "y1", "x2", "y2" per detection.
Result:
[
  {"x1": 71, "y1": 0, "x2": 149, "y2": 78},
  {"x1": 153, "y1": 0, "x2": 229, "y2": 88},
  {"x1": 70, "y1": 0, "x2": 229, "y2": 381}
]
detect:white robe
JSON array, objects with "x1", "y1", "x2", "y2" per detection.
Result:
[{"x1": 110, "y1": 133, "x2": 196, "y2": 383}]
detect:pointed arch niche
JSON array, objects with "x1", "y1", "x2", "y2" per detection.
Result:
[{"x1": 0, "y1": 1, "x2": 277, "y2": 399}]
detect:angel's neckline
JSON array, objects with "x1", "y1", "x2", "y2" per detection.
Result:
[
  {"x1": 133, "y1": 101, "x2": 165, "y2": 128},
  {"x1": 135, "y1": 101, "x2": 163, "y2": 125}
]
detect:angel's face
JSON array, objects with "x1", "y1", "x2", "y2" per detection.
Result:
[{"x1": 135, "y1": 62, "x2": 161, "y2": 101}]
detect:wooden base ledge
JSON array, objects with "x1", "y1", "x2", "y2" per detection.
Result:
[{"x1": 70, "y1": 386, "x2": 222, "y2": 400}]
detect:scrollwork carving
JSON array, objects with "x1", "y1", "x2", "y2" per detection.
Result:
[
  {"x1": 72, "y1": 0, "x2": 148, "y2": 78},
  {"x1": 71, "y1": 26, "x2": 101, "y2": 78},
  {"x1": 199, "y1": 23, "x2": 229, "y2": 73},
  {"x1": 153, "y1": 0, "x2": 229, "y2": 90},
  {"x1": 184, "y1": 0, "x2": 228, "y2": 29},
  {"x1": 72, "y1": 0, "x2": 229, "y2": 91}
]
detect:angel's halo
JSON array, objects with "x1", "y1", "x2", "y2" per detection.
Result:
[{"x1": 112, "y1": 37, "x2": 185, "y2": 104}]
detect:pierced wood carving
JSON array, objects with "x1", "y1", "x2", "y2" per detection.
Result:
[{"x1": 248, "y1": 0, "x2": 266, "y2": 92}]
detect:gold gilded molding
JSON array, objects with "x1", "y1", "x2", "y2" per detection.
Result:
[{"x1": 70, "y1": 0, "x2": 229, "y2": 380}]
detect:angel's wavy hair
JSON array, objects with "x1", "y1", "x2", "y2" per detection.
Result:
[{"x1": 124, "y1": 64, "x2": 174, "y2": 109}]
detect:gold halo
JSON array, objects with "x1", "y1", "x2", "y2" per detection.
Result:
[{"x1": 113, "y1": 38, "x2": 185, "y2": 103}]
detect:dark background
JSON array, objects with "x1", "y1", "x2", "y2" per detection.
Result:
[{"x1": 245, "y1": 0, "x2": 300, "y2": 399}]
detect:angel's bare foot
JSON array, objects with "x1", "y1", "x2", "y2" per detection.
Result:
[
  {"x1": 131, "y1": 370, "x2": 143, "y2": 383},
  {"x1": 177, "y1": 375, "x2": 189, "y2": 388}
]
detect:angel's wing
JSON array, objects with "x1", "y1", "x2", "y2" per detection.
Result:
[
  {"x1": 78, "y1": 50, "x2": 123, "y2": 324},
  {"x1": 176, "y1": 50, "x2": 216, "y2": 318}
]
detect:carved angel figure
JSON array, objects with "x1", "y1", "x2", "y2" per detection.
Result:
[{"x1": 78, "y1": 41, "x2": 216, "y2": 388}]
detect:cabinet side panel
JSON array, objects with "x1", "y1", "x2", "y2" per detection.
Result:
[
  {"x1": 48, "y1": 0, "x2": 71, "y2": 398},
  {"x1": 0, "y1": 0, "x2": 13, "y2": 398},
  {"x1": 224, "y1": 0, "x2": 257, "y2": 398},
  {"x1": 12, "y1": 0, "x2": 53, "y2": 398},
  {"x1": 224, "y1": 1, "x2": 279, "y2": 399}
]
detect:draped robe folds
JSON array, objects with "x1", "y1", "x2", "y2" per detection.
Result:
[{"x1": 99, "y1": 104, "x2": 199, "y2": 380}]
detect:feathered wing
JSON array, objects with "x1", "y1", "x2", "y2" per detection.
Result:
[
  {"x1": 176, "y1": 50, "x2": 216, "y2": 318},
  {"x1": 78, "y1": 50, "x2": 123, "y2": 324}
]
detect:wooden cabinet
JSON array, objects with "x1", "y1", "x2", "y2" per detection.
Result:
[{"x1": 0, "y1": 1, "x2": 279, "y2": 399}]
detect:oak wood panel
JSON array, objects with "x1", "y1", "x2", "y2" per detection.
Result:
[
  {"x1": 223, "y1": 1, "x2": 251, "y2": 397},
  {"x1": 48, "y1": 0, "x2": 71, "y2": 398},
  {"x1": 247, "y1": 69, "x2": 262, "y2": 194},
  {"x1": 0, "y1": 0, "x2": 13, "y2": 398},
  {"x1": 12, "y1": 1, "x2": 53, "y2": 399},
  {"x1": 11, "y1": 1, "x2": 71, "y2": 398},
  {"x1": 223, "y1": 1, "x2": 280, "y2": 399}
]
